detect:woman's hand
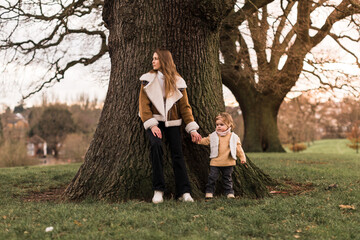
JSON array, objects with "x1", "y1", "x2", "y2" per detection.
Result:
[
  {"x1": 151, "y1": 126, "x2": 162, "y2": 139},
  {"x1": 191, "y1": 131, "x2": 202, "y2": 143}
]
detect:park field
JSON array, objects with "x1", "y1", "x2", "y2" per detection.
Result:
[{"x1": 0, "y1": 139, "x2": 359, "y2": 239}]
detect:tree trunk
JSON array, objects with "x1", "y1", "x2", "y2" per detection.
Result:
[
  {"x1": 63, "y1": 0, "x2": 275, "y2": 202},
  {"x1": 241, "y1": 95, "x2": 285, "y2": 152}
]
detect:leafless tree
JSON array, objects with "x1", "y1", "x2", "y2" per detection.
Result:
[
  {"x1": 220, "y1": 0, "x2": 360, "y2": 152},
  {"x1": 0, "y1": 0, "x2": 108, "y2": 99}
]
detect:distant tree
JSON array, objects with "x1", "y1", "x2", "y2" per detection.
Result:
[
  {"x1": 27, "y1": 107, "x2": 45, "y2": 132},
  {"x1": 0, "y1": 115, "x2": 3, "y2": 144},
  {"x1": 31, "y1": 105, "x2": 76, "y2": 158},
  {"x1": 278, "y1": 93, "x2": 321, "y2": 144},
  {"x1": 69, "y1": 101, "x2": 102, "y2": 136},
  {"x1": 347, "y1": 122, "x2": 360, "y2": 153},
  {"x1": 220, "y1": 0, "x2": 360, "y2": 152},
  {"x1": 13, "y1": 104, "x2": 25, "y2": 114},
  {"x1": 62, "y1": 133, "x2": 92, "y2": 162}
]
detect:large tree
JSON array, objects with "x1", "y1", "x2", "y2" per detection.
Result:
[
  {"x1": 62, "y1": 0, "x2": 276, "y2": 201},
  {"x1": 220, "y1": 0, "x2": 360, "y2": 152},
  {"x1": 1, "y1": 1, "x2": 276, "y2": 201}
]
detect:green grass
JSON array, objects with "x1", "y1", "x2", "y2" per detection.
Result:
[
  {"x1": 286, "y1": 138, "x2": 358, "y2": 154},
  {"x1": 303, "y1": 139, "x2": 358, "y2": 154},
  {"x1": 1, "y1": 141, "x2": 359, "y2": 239}
]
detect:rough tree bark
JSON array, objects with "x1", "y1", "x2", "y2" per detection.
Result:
[{"x1": 63, "y1": 0, "x2": 275, "y2": 202}]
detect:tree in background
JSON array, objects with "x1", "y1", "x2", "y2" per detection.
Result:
[
  {"x1": 278, "y1": 93, "x2": 321, "y2": 145},
  {"x1": 220, "y1": 0, "x2": 360, "y2": 152},
  {"x1": 0, "y1": 115, "x2": 3, "y2": 144},
  {"x1": 347, "y1": 100, "x2": 360, "y2": 153},
  {"x1": 69, "y1": 96, "x2": 102, "y2": 136},
  {"x1": 62, "y1": 133, "x2": 91, "y2": 162},
  {"x1": 13, "y1": 103, "x2": 25, "y2": 114},
  {"x1": 30, "y1": 105, "x2": 75, "y2": 158},
  {"x1": 347, "y1": 122, "x2": 360, "y2": 153}
]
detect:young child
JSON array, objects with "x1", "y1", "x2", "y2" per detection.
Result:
[{"x1": 197, "y1": 112, "x2": 247, "y2": 199}]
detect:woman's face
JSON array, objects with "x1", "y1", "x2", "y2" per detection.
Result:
[
  {"x1": 152, "y1": 52, "x2": 161, "y2": 70},
  {"x1": 216, "y1": 119, "x2": 229, "y2": 133}
]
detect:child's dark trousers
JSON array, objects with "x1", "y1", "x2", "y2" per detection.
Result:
[{"x1": 205, "y1": 166, "x2": 234, "y2": 195}]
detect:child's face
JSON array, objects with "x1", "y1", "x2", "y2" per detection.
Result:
[{"x1": 216, "y1": 119, "x2": 229, "y2": 132}]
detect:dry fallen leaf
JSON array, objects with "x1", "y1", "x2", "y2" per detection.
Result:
[
  {"x1": 216, "y1": 207, "x2": 225, "y2": 211},
  {"x1": 294, "y1": 234, "x2": 300, "y2": 238},
  {"x1": 339, "y1": 205, "x2": 356, "y2": 210},
  {"x1": 270, "y1": 191, "x2": 288, "y2": 194},
  {"x1": 74, "y1": 220, "x2": 82, "y2": 226}
]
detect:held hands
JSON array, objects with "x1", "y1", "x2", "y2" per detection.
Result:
[
  {"x1": 191, "y1": 131, "x2": 202, "y2": 143},
  {"x1": 151, "y1": 126, "x2": 202, "y2": 142}
]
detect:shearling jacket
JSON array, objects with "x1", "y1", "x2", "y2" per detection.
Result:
[{"x1": 139, "y1": 72, "x2": 199, "y2": 133}]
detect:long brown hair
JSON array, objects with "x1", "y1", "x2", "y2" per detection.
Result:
[{"x1": 152, "y1": 48, "x2": 180, "y2": 98}]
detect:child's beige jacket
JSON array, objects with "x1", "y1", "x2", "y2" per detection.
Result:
[{"x1": 198, "y1": 132, "x2": 246, "y2": 166}]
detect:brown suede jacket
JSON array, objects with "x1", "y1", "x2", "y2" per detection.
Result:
[{"x1": 138, "y1": 72, "x2": 199, "y2": 133}]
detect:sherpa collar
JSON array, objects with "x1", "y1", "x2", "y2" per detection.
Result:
[{"x1": 140, "y1": 72, "x2": 187, "y2": 119}]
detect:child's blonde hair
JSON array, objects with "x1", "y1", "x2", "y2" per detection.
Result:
[{"x1": 215, "y1": 112, "x2": 235, "y2": 129}]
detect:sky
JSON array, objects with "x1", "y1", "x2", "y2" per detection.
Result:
[{"x1": 0, "y1": 64, "x2": 108, "y2": 112}]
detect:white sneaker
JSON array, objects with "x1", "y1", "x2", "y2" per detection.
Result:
[
  {"x1": 205, "y1": 193, "x2": 213, "y2": 199},
  {"x1": 152, "y1": 191, "x2": 164, "y2": 204},
  {"x1": 227, "y1": 193, "x2": 235, "y2": 199},
  {"x1": 179, "y1": 192, "x2": 194, "y2": 202}
]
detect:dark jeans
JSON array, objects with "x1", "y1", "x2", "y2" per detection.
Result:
[
  {"x1": 205, "y1": 166, "x2": 234, "y2": 195},
  {"x1": 146, "y1": 122, "x2": 191, "y2": 198}
]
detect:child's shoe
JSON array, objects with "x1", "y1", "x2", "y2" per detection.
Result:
[
  {"x1": 205, "y1": 192, "x2": 213, "y2": 200},
  {"x1": 179, "y1": 193, "x2": 194, "y2": 202},
  {"x1": 227, "y1": 193, "x2": 235, "y2": 199},
  {"x1": 152, "y1": 191, "x2": 164, "y2": 204}
]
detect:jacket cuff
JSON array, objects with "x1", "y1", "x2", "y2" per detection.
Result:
[
  {"x1": 185, "y1": 121, "x2": 199, "y2": 133},
  {"x1": 143, "y1": 118, "x2": 159, "y2": 130}
]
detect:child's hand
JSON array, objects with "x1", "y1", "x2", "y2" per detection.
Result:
[
  {"x1": 240, "y1": 159, "x2": 246, "y2": 165},
  {"x1": 191, "y1": 131, "x2": 202, "y2": 143}
]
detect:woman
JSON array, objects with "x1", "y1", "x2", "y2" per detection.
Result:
[{"x1": 139, "y1": 48, "x2": 202, "y2": 203}]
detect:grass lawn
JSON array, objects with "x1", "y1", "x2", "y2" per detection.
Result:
[
  {"x1": 0, "y1": 140, "x2": 359, "y2": 239},
  {"x1": 302, "y1": 139, "x2": 358, "y2": 154}
]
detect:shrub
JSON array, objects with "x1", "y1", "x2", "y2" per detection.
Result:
[
  {"x1": 61, "y1": 133, "x2": 91, "y2": 162},
  {"x1": 289, "y1": 143, "x2": 307, "y2": 152},
  {"x1": 0, "y1": 139, "x2": 36, "y2": 167}
]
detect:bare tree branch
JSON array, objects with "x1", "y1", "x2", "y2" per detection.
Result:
[{"x1": 0, "y1": 0, "x2": 108, "y2": 100}]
